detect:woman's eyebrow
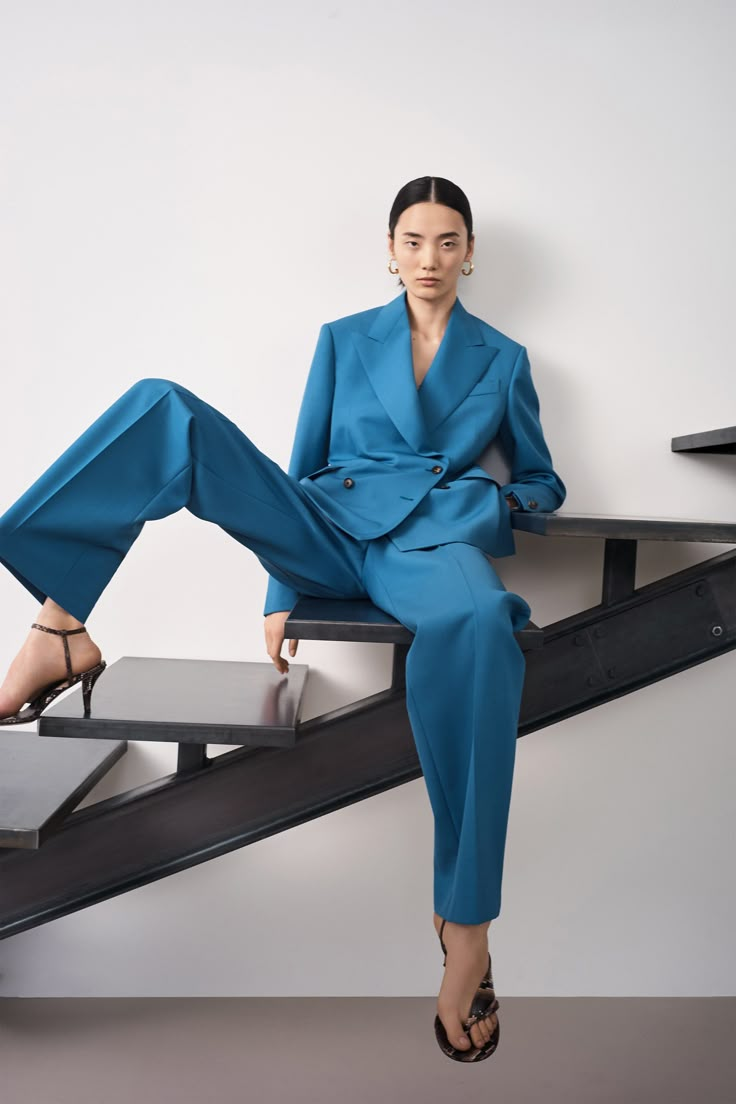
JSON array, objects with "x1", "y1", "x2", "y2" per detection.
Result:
[{"x1": 400, "y1": 230, "x2": 461, "y2": 238}]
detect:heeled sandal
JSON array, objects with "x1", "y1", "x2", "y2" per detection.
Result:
[
  {"x1": 433, "y1": 916, "x2": 501, "y2": 1062},
  {"x1": 0, "y1": 623, "x2": 107, "y2": 726}
]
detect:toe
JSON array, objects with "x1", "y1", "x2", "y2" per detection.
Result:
[
  {"x1": 442, "y1": 1011, "x2": 471, "y2": 1050},
  {"x1": 467, "y1": 1020, "x2": 484, "y2": 1049},
  {"x1": 468, "y1": 1010, "x2": 496, "y2": 1049}
]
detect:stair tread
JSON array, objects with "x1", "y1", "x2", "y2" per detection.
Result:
[
  {"x1": 510, "y1": 512, "x2": 736, "y2": 541},
  {"x1": 285, "y1": 597, "x2": 544, "y2": 649},
  {"x1": 38, "y1": 656, "x2": 310, "y2": 746},
  {"x1": 0, "y1": 730, "x2": 126, "y2": 849},
  {"x1": 671, "y1": 425, "x2": 736, "y2": 453}
]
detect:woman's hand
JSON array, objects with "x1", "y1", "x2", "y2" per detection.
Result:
[{"x1": 264, "y1": 610, "x2": 299, "y2": 674}]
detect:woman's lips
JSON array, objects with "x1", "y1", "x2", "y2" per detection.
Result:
[{"x1": 418, "y1": 278, "x2": 439, "y2": 284}]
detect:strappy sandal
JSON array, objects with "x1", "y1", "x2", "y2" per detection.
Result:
[
  {"x1": 0, "y1": 623, "x2": 107, "y2": 726},
  {"x1": 433, "y1": 916, "x2": 501, "y2": 1062}
]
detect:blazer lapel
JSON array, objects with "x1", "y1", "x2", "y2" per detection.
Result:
[
  {"x1": 352, "y1": 289, "x2": 500, "y2": 452},
  {"x1": 351, "y1": 291, "x2": 426, "y2": 452}
]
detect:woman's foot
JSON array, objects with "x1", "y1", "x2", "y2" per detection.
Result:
[
  {"x1": 433, "y1": 912, "x2": 497, "y2": 1052},
  {"x1": 0, "y1": 609, "x2": 102, "y2": 720}
]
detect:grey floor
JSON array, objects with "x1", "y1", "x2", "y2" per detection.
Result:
[{"x1": 0, "y1": 997, "x2": 734, "y2": 1103}]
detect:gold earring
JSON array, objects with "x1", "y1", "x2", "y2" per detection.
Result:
[
  {"x1": 461, "y1": 260, "x2": 474, "y2": 276},
  {"x1": 388, "y1": 258, "x2": 400, "y2": 275}
]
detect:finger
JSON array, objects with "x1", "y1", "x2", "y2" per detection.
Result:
[{"x1": 266, "y1": 644, "x2": 283, "y2": 669}]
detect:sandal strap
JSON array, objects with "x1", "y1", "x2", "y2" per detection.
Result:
[
  {"x1": 464, "y1": 997, "x2": 500, "y2": 1028},
  {"x1": 31, "y1": 622, "x2": 87, "y2": 683},
  {"x1": 438, "y1": 917, "x2": 448, "y2": 960}
]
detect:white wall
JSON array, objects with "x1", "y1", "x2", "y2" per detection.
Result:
[{"x1": 0, "y1": 0, "x2": 733, "y2": 997}]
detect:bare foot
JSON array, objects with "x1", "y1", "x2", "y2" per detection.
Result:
[
  {"x1": 433, "y1": 911, "x2": 497, "y2": 1053},
  {"x1": 0, "y1": 618, "x2": 103, "y2": 719}
]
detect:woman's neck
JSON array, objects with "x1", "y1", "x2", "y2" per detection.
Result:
[{"x1": 404, "y1": 288, "x2": 457, "y2": 342}]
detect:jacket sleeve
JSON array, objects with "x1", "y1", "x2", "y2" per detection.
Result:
[
  {"x1": 497, "y1": 345, "x2": 567, "y2": 512},
  {"x1": 263, "y1": 323, "x2": 337, "y2": 616}
]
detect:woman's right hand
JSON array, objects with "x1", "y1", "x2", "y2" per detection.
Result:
[{"x1": 264, "y1": 610, "x2": 298, "y2": 674}]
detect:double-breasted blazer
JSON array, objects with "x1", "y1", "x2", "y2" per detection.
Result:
[{"x1": 263, "y1": 288, "x2": 566, "y2": 612}]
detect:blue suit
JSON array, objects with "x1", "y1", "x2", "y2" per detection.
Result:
[
  {"x1": 264, "y1": 288, "x2": 565, "y2": 614},
  {"x1": 0, "y1": 289, "x2": 565, "y2": 924}
]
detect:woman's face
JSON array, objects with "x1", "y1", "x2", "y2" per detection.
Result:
[{"x1": 388, "y1": 202, "x2": 473, "y2": 299}]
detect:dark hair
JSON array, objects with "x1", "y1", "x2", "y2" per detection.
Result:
[{"x1": 388, "y1": 176, "x2": 474, "y2": 288}]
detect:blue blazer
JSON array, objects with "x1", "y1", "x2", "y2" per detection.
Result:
[{"x1": 264, "y1": 289, "x2": 566, "y2": 614}]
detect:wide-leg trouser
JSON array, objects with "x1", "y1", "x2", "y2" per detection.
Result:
[{"x1": 0, "y1": 377, "x2": 532, "y2": 923}]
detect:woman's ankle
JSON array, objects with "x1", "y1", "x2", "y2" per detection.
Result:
[{"x1": 35, "y1": 598, "x2": 85, "y2": 631}]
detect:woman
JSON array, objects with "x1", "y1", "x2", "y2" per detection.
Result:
[{"x1": 0, "y1": 176, "x2": 566, "y2": 1062}]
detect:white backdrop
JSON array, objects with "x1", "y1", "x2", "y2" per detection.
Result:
[{"x1": 0, "y1": 0, "x2": 734, "y2": 997}]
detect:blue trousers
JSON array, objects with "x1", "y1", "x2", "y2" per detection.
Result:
[{"x1": 0, "y1": 378, "x2": 532, "y2": 923}]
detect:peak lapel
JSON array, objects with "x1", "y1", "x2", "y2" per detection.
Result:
[
  {"x1": 417, "y1": 295, "x2": 501, "y2": 432},
  {"x1": 352, "y1": 291, "x2": 428, "y2": 452},
  {"x1": 352, "y1": 290, "x2": 500, "y2": 452}
]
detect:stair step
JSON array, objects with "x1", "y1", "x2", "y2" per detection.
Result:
[
  {"x1": 511, "y1": 512, "x2": 736, "y2": 542},
  {"x1": 284, "y1": 597, "x2": 544, "y2": 649},
  {"x1": 671, "y1": 425, "x2": 736, "y2": 454},
  {"x1": 37, "y1": 656, "x2": 310, "y2": 747},
  {"x1": 0, "y1": 730, "x2": 126, "y2": 849}
]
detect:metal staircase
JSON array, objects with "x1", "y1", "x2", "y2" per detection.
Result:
[{"x1": 0, "y1": 421, "x2": 733, "y2": 941}]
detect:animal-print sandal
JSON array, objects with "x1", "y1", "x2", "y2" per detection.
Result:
[
  {"x1": 433, "y1": 916, "x2": 500, "y2": 1062},
  {"x1": 0, "y1": 623, "x2": 107, "y2": 725}
]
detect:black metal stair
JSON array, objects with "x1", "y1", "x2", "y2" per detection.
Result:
[
  {"x1": 0, "y1": 731, "x2": 126, "y2": 850},
  {"x1": 37, "y1": 656, "x2": 310, "y2": 754},
  {"x1": 285, "y1": 595, "x2": 545, "y2": 646},
  {"x1": 510, "y1": 512, "x2": 736, "y2": 543},
  {"x1": 671, "y1": 424, "x2": 736, "y2": 454},
  {"x1": 1, "y1": 476, "x2": 734, "y2": 940}
]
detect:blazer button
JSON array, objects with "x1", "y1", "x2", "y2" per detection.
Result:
[
  {"x1": 438, "y1": 483, "x2": 450, "y2": 489},
  {"x1": 527, "y1": 498, "x2": 538, "y2": 508},
  {"x1": 431, "y1": 465, "x2": 443, "y2": 474},
  {"x1": 343, "y1": 477, "x2": 355, "y2": 488}
]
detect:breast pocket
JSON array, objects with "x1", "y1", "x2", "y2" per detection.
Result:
[
  {"x1": 460, "y1": 376, "x2": 505, "y2": 436},
  {"x1": 465, "y1": 377, "x2": 501, "y2": 398}
]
